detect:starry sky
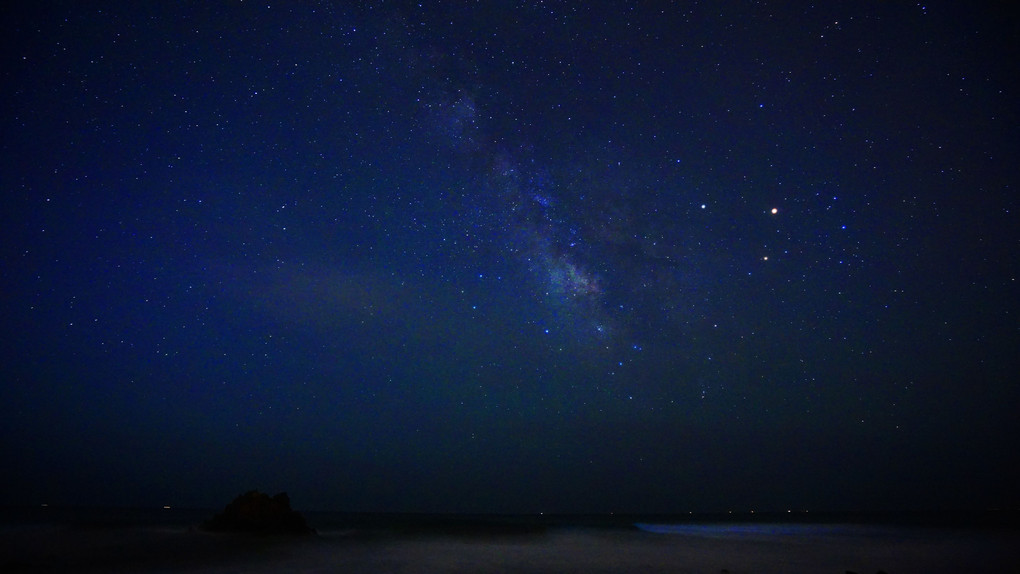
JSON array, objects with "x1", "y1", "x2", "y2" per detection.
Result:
[{"x1": 2, "y1": 1, "x2": 1018, "y2": 514}]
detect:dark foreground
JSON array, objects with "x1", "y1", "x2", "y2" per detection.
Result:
[{"x1": 2, "y1": 509, "x2": 1018, "y2": 573}]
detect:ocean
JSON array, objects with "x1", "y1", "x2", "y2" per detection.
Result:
[{"x1": 2, "y1": 506, "x2": 1017, "y2": 573}]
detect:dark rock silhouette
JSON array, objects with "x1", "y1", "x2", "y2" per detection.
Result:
[{"x1": 202, "y1": 490, "x2": 314, "y2": 534}]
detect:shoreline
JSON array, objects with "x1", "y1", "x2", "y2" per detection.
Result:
[{"x1": 3, "y1": 513, "x2": 1017, "y2": 574}]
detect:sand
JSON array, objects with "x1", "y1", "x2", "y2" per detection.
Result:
[{"x1": 2, "y1": 523, "x2": 1017, "y2": 573}]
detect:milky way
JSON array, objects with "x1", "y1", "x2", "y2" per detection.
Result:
[{"x1": 2, "y1": 1, "x2": 1016, "y2": 513}]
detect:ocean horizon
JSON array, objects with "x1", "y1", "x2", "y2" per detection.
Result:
[{"x1": 4, "y1": 503, "x2": 1018, "y2": 530}]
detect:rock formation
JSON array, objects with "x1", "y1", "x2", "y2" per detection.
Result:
[{"x1": 202, "y1": 490, "x2": 313, "y2": 534}]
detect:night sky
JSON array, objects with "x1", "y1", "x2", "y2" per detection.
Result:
[{"x1": 2, "y1": 1, "x2": 1017, "y2": 514}]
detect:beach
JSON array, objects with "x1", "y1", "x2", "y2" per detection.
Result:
[{"x1": 3, "y1": 515, "x2": 1017, "y2": 573}]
